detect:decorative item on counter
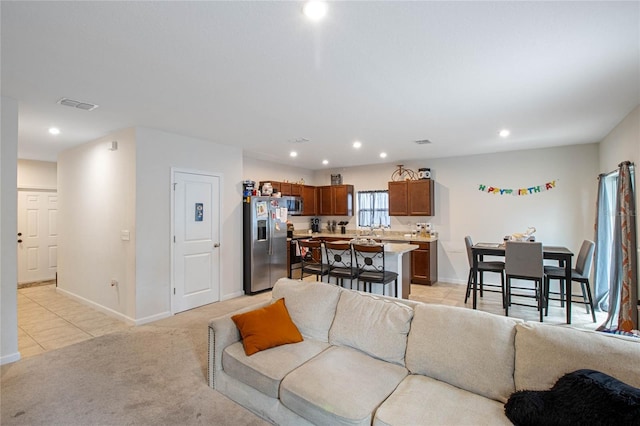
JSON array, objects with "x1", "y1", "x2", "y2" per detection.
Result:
[
  {"x1": 331, "y1": 174, "x2": 343, "y2": 185},
  {"x1": 418, "y1": 168, "x2": 431, "y2": 179},
  {"x1": 391, "y1": 164, "x2": 417, "y2": 181},
  {"x1": 338, "y1": 221, "x2": 348, "y2": 234}
]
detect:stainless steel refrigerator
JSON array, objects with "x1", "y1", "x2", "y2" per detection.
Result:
[{"x1": 243, "y1": 196, "x2": 289, "y2": 294}]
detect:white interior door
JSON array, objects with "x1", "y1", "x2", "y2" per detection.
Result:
[
  {"x1": 173, "y1": 171, "x2": 220, "y2": 313},
  {"x1": 17, "y1": 190, "x2": 58, "y2": 284}
]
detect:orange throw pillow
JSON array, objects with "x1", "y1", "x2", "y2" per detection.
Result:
[{"x1": 231, "y1": 298, "x2": 303, "y2": 356}]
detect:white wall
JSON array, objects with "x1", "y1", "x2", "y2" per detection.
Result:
[
  {"x1": 17, "y1": 159, "x2": 57, "y2": 190},
  {"x1": 135, "y1": 127, "x2": 244, "y2": 320},
  {"x1": 316, "y1": 143, "x2": 600, "y2": 284},
  {"x1": 57, "y1": 129, "x2": 137, "y2": 322},
  {"x1": 1, "y1": 96, "x2": 20, "y2": 364}
]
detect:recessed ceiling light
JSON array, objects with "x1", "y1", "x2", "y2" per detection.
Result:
[
  {"x1": 499, "y1": 129, "x2": 511, "y2": 138},
  {"x1": 290, "y1": 151, "x2": 298, "y2": 157},
  {"x1": 380, "y1": 152, "x2": 387, "y2": 158},
  {"x1": 353, "y1": 141, "x2": 362, "y2": 149},
  {"x1": 48, "y1": 127, "x2": 60, "y2": 135},
  {"x1": 303, "y1": 1, "x2": 328, "y2": 21},
  {"x1": 322, "y1": 159, "x2": 329, "y2": 165}
]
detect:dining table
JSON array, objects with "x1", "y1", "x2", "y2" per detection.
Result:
[{"x1": 471, "y1": 243, "x2": 574, "y2": 323}]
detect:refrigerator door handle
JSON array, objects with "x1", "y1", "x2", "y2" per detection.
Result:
[{"x1": 267, "y1": 214, "x2": 272, "y2": 255}]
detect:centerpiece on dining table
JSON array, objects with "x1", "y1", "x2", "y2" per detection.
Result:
[{"x1": 507, "y1": 226, "x2": 537, "y2": 242}]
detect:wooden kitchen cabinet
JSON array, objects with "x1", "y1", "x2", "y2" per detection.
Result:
[
  {"x1": 301, "y1": 185, "x2": 317, "y2": 216},
  {"x1": 388, "y1": 181, "x2": 409, "y2": 216},
  {"x1": 410, "y1": 241, "x2": 438, "y2": 285},
  {"x1": 280, "y1": 182, "x2": 292, "y2": 196},
  {"x1": 259, "y1": 180, "x2": 305, "y2": 198},
  {"x1": 318, "y1": 185, "x2": 354, "y2": 216},
  {"x1": 388, "y1": 180, "x2": 434, "y2": 216}
]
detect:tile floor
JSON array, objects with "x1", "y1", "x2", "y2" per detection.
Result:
[
  {"x1": 17, "y1": 278, "x2": 605, "y2": 359},
  {"x1": 17, "y1": 283, "x2": 131, "y2": 358}
]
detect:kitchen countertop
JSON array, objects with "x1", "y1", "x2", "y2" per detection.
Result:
[{"x1": 291, "y1": 231, "x2": 438, "y2": 243}]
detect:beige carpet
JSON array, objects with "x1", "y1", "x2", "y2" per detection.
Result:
[{"x1": 1, "y1": 324, "x2": 268, "y2": 425}]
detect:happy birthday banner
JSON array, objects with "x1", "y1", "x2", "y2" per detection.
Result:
[{"x1": 478, "y1": 180, "x2": 557, "y2": 196}]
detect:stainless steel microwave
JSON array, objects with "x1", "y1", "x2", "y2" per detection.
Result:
[{"x1": 282, "y1": 196, "x2": 303, "y2": 216}]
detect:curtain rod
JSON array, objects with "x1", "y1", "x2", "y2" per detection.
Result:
[{"x1": 598, "y1": 161, "x2": 635, "y2": 179}]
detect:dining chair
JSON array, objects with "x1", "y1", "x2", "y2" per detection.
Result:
[
  {"x1": 464, "y1": 236, "x2": 506, "y2": 307},
  {"x1": 324, "y1": 241, "x2": 358, "y2": 288},
  {"x1": 543, "y1": 240, "x2": 596, "y2": 322},
  {"x1": 298, "y1": 239, "x2": 330, "y2": 282},
  {"x1": 505, "y1": 241, "x2": 545, "y2": 322},
  {"x1": 352, "y1": 243, "x2": 398, "y2": 296}
]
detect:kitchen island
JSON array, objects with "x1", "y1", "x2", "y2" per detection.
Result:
[
  {"x1": 318, "y1": 239, "x2": 417, "y2": 299},
  {"x1": 291, "y1": 231, "x2": 437, "y2": 291},
  {"x1": 378, "y1": 242, "x2": 418, "y2": 298}
]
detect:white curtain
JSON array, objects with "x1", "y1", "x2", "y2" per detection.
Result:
[
  {"x1": 593, "y1": 172, "x2": 617, "y2": 311},
  {"x1": 357, "y1": 190, "x2": 390, "y2": 228}
]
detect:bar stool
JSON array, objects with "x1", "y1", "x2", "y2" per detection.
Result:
[
  {"x1": 298, "y1": 239, "x2": 330, "y2": 282},
  {"x1": 324, "y1": 241, "x2": 358, "y2": 288},
  {"x1": 544, "y1": 240, "x2": 596, "y2": 322},
  {"x1": 352, "y1": 243, "x2": 398, "y2": 296}
]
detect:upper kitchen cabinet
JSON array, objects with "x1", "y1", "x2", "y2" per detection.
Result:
[
  {"x1": 301, "y1": 185, "x2": 317, "y2": 216},
  {"x1": 280, "y1": 182, "x2": 292, "y2": 196},
  {"x1": 318, "y1": 185, "x2": 354, "y2": 216},
  {"x1": 258, "y1": 180, "x2": 297, "y2": 196},
  {"x1": 388, "y1": 180, "x2": 434, "y2": 216}
]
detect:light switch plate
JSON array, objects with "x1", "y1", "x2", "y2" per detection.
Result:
[{"x1": 121, "y1": 230, "x2": 130, "y2": 241}]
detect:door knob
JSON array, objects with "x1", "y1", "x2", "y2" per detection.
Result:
[
  {"x1": 17, "y1": 232, "x2": 22, "y2": 236},
  {"x1": 17, "y1": 239, "x2": 23, "y2": 243},
  {"x1": 213, "y1": 243, "x2": 220, "y2": 248}
]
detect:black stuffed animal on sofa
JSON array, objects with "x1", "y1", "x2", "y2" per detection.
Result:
[{"x1": 505, "y1": 369, "x2": 640, "y2": 426}]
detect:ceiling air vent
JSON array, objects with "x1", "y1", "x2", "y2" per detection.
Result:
[
  {"x1": 57, "y1": 98, "x2": 99, "y2": 111},
  {"x1": 414, "y1": 139, "x2": 432, "y2": 145}
]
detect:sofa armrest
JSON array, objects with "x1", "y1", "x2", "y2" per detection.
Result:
[{"x1": 207, "y1": 300, "x2": 271, "y2": 389}]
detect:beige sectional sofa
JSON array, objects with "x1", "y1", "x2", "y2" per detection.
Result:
[{"x1": 208, "y1": 278, "x2": 640, "y2": 425}]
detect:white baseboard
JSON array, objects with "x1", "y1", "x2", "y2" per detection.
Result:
[
  {"x1": 436, "y1": 277, "x2": 467, "y2": 285},
  {"x1": 221, "y1": 290, "x2": 245, "y2": 301},
  {"x1": 56, "y1": 287, "x2": 136, "y2": 325},
  {"x1": 134, "y1": 311, "x2": 171, "y2": 326},
  {"x1": 0, "y1": 351, "x2": 21, "y2": 365}
]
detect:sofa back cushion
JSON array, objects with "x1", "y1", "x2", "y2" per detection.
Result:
[
  {"x1": 406, "y1": 304, "x2": 521, "y2": 403},
  {"x1": 514, "y1": 323, "x2": 640, "y2": 391},
  {"x1": 329, "y1": 290, "x2": 414, "y2": 365},
  {"x1": 271, "y1": 278, "x2": 341, "y2": 342}
]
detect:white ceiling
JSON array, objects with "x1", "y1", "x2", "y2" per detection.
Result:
[{"x1": 2, "y1": 1, "x2": 638, "y2": 170}]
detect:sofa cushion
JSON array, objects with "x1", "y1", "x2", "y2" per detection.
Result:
[
  {"x1": 280, "y1": 345, "x2": 408, "y2": 426},
  {"x1": 231, "y1": 298, "x2": 303, "y2": 355},
  {"x1": 514, "y1": 323, "x2": 640, "y2": 391},
  {"x1": 504, "y1": 369, "x2": 640, "y2": 426},
  {"x1": 406, "y1": 304, "x2": 521, "y2": 403},
  {"x1": 329, "y1": 290, "x2": 414, "y2": 365},
  {"x1": 374, "y1": 375, "x2": 512, "y2": 426},
  {"x1": 272, "y1": 278, "x2": 341, "y2": 342},
  {"x1": 222, "y1": 339, "x2": 330, "y2": 399}
]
